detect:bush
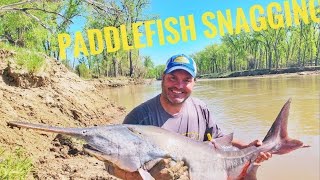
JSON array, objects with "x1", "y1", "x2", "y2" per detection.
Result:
[
  {"x1": 0, "y1": 148, "x2": 33, "y2": 180},
  {"x1": 76, "y1": 63, "x2": 91, "y2": 79},
  {"x1": 16, "y1": 51, "x2": 45, "y2": 73},
  {"x1": 0, "y1": 42, "x2": 45, "y2": 73}
]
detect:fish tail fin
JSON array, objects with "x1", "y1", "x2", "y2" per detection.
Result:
[{"x1": 262, "y1": 98, "x2": 310, "y2": 155}]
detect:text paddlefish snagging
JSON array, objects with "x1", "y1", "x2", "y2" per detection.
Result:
[{"x1": 58, "y1": 0, "x2": 320, "y2": 60}]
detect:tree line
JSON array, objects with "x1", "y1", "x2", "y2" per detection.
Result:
[
  {"x1": 0, "y1": 0, "x2": 319, "y2": 80},
  {"x1": 192, "y1": 12, "x2": 320, "y2": 75}
]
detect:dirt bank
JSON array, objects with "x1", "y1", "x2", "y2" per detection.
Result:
[{"x1": 0, "y1": 49, "x2": 126, "y2": 179}]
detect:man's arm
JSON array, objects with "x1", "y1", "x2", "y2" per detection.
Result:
[
  {"x1": 105, "y1": 161, "x2": 142, "y2": 180},
  {"x1": 231, "y1": 138, "x2": 251, "y2": 149}
]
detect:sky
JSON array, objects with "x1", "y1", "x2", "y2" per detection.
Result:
[
  {"x1": 138, "y1": 0, "x2": 288, "y2": 65},
  {"x1": 68, "y1": 0, "x2": 299, "y2": 65}
]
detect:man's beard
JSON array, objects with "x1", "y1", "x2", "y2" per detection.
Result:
[{"x1": 161, "y1": 81, "x2": 190, "y2": 106}]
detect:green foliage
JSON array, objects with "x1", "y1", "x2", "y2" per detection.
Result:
[
  {"x1": 154, "y1": 65, "x2": 166, "y2": 79},
  {"x1": 0, "y1": 148, "x2": 33, "y2": 180},
  {"x1": 1, "y1": 1, "x2": 318, "y2": 78},
  {"x1": 15, "y1": 50, "x2": 45, "y2": 73},
  {"x1": 0, "y1": 0, "x2": 158, "y2": 78},
  {"x1": 193, "y1": 13, "x2": 320, "y2": 74},
  {"x1": 0, "y1": 43, "x2": 45, "y2": 73},
  {"x1": 84, "y1": 0, "x2": 153, "y2": 78},
  {"x1": 0, "y1": 0, "x2": 20, "y2": 6},
  {"x1": 0, "y1": 0, "x2": 84, "y2": 59},
  {"x1": 0, "y1": 10, "x2": 48, "y2": 51},
  {"x1": 76, "y1": 63, "x2": 91, "y2": 79},
  {"x1": 143, "y1": 56, "x2": 156, "y2": 78},
  {"x1": 144, "y1": 56, "x2": 154, "y2": 68},
  {"x1": 144, "y1": 69, "x2": 155, "y2": 78}
]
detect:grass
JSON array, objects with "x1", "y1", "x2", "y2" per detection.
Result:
[
  {"x1": 0, "y1": 148, "x2": 33, "y2": 180},
  {"x1": 16, "y1": 52, "x2": 45, "y2": 73},
  {"x1": 0, "y1": 42, "x2": 45, "y2": 74}
]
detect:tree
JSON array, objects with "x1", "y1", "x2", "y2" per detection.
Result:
[
  {"x1": 143, "y1": 56, "x2": 155, "y2": 78},
  {"x1": 121, "y1": 0, "x2": 151, "y2": 77},
  {"x1": 0, "y1": 0, "x2": 84, "y2": 60},
  {"x1": 192, "y1": 9, "x2": 318, "y2": 75},
  {"x1": 144, "y1": 56, "x2": 154, "y2": 68}
]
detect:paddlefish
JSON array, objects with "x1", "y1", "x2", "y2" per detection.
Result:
[{"x1": 7, "y1": 99, "x2": 310, "y2": 179}]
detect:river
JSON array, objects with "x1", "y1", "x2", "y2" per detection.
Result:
[{"x1": 102, "y1": 74, "x2": 320, "y2": 180}]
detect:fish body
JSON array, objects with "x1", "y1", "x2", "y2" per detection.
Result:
[{"x1": 8, "y1": 99, "x2": 309, "y2": 179}]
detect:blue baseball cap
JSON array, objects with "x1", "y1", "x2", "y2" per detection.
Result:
[{"x1": 164, "y1": 54, "x2": 197, "y2": 77}]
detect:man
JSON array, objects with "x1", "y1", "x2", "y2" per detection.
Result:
[{"x1": 107, "y1": 54, "x2": 272, "y2": 179}]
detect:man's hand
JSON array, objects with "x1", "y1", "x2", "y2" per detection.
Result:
[
  {"x1": 232, "y1": 139, "x2": 272, "y2": 164},
  {"x1": 149, "y1": 158, "x2": 189, "y2": 180},
  {"x1": 105, "y1": 161, "x2": 142, "y2": 180},
  {"x1": 105, "y1": 158, "x2": 189, "y2": 180},
  {"x1": 248, "y1": 139, "x2": 272, "y2": 164}
]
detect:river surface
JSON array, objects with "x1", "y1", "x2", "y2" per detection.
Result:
[{"x1": 102, "y1": 74, "x2": 320, "y2": 180}]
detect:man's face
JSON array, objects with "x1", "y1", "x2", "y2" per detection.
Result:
[{"x1": 161, "y1": 70, "x2": 195, "y2": 105}]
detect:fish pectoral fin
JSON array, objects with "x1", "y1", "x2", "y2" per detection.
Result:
[{"x1": 138, "y1": 168, "x2": 154, "y2": 180}]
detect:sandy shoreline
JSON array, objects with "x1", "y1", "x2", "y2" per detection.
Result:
[{"x1": 196, "y1": 70, "x2": 320, "y2": 81}]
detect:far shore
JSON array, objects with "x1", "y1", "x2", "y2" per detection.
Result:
[
  {"x1": 92, "y1": 68, "x2": 320, "y2": 87},
  {"x1": 196, "y1": 69, "x2": 320, "y2": 81},
  {"x1": 196, "y1": 66, "x2": 320, "y2": 79}
]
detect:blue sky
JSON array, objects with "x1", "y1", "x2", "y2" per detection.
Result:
[
  {"x1": 68, "y1": 0, "x2": 292, "y2": 65},
  {"x1": 139, "y1": 0, "x2": 287, "y2": 65}
]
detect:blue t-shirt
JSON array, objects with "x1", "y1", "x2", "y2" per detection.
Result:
[{"x1": 123, "y1": 94, "x2": 223, "y2": 141}]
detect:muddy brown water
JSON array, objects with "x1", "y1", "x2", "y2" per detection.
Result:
[{"x1": 102, "y1": 74, "x2": 320, "y2": 180}]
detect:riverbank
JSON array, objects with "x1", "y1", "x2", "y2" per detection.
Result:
[
  {"x1": 196, "y1": 70, "x2": 320, "y2": 82},
  {"x1": 198, "y1": 67, "x2": 320, "y2": 79},
  {"x1": 90, "y1": 77, "x2": 154, "y2": 89},
  {"x1": 0, "y1": 51, "x2": 124, "y2": 179}
]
